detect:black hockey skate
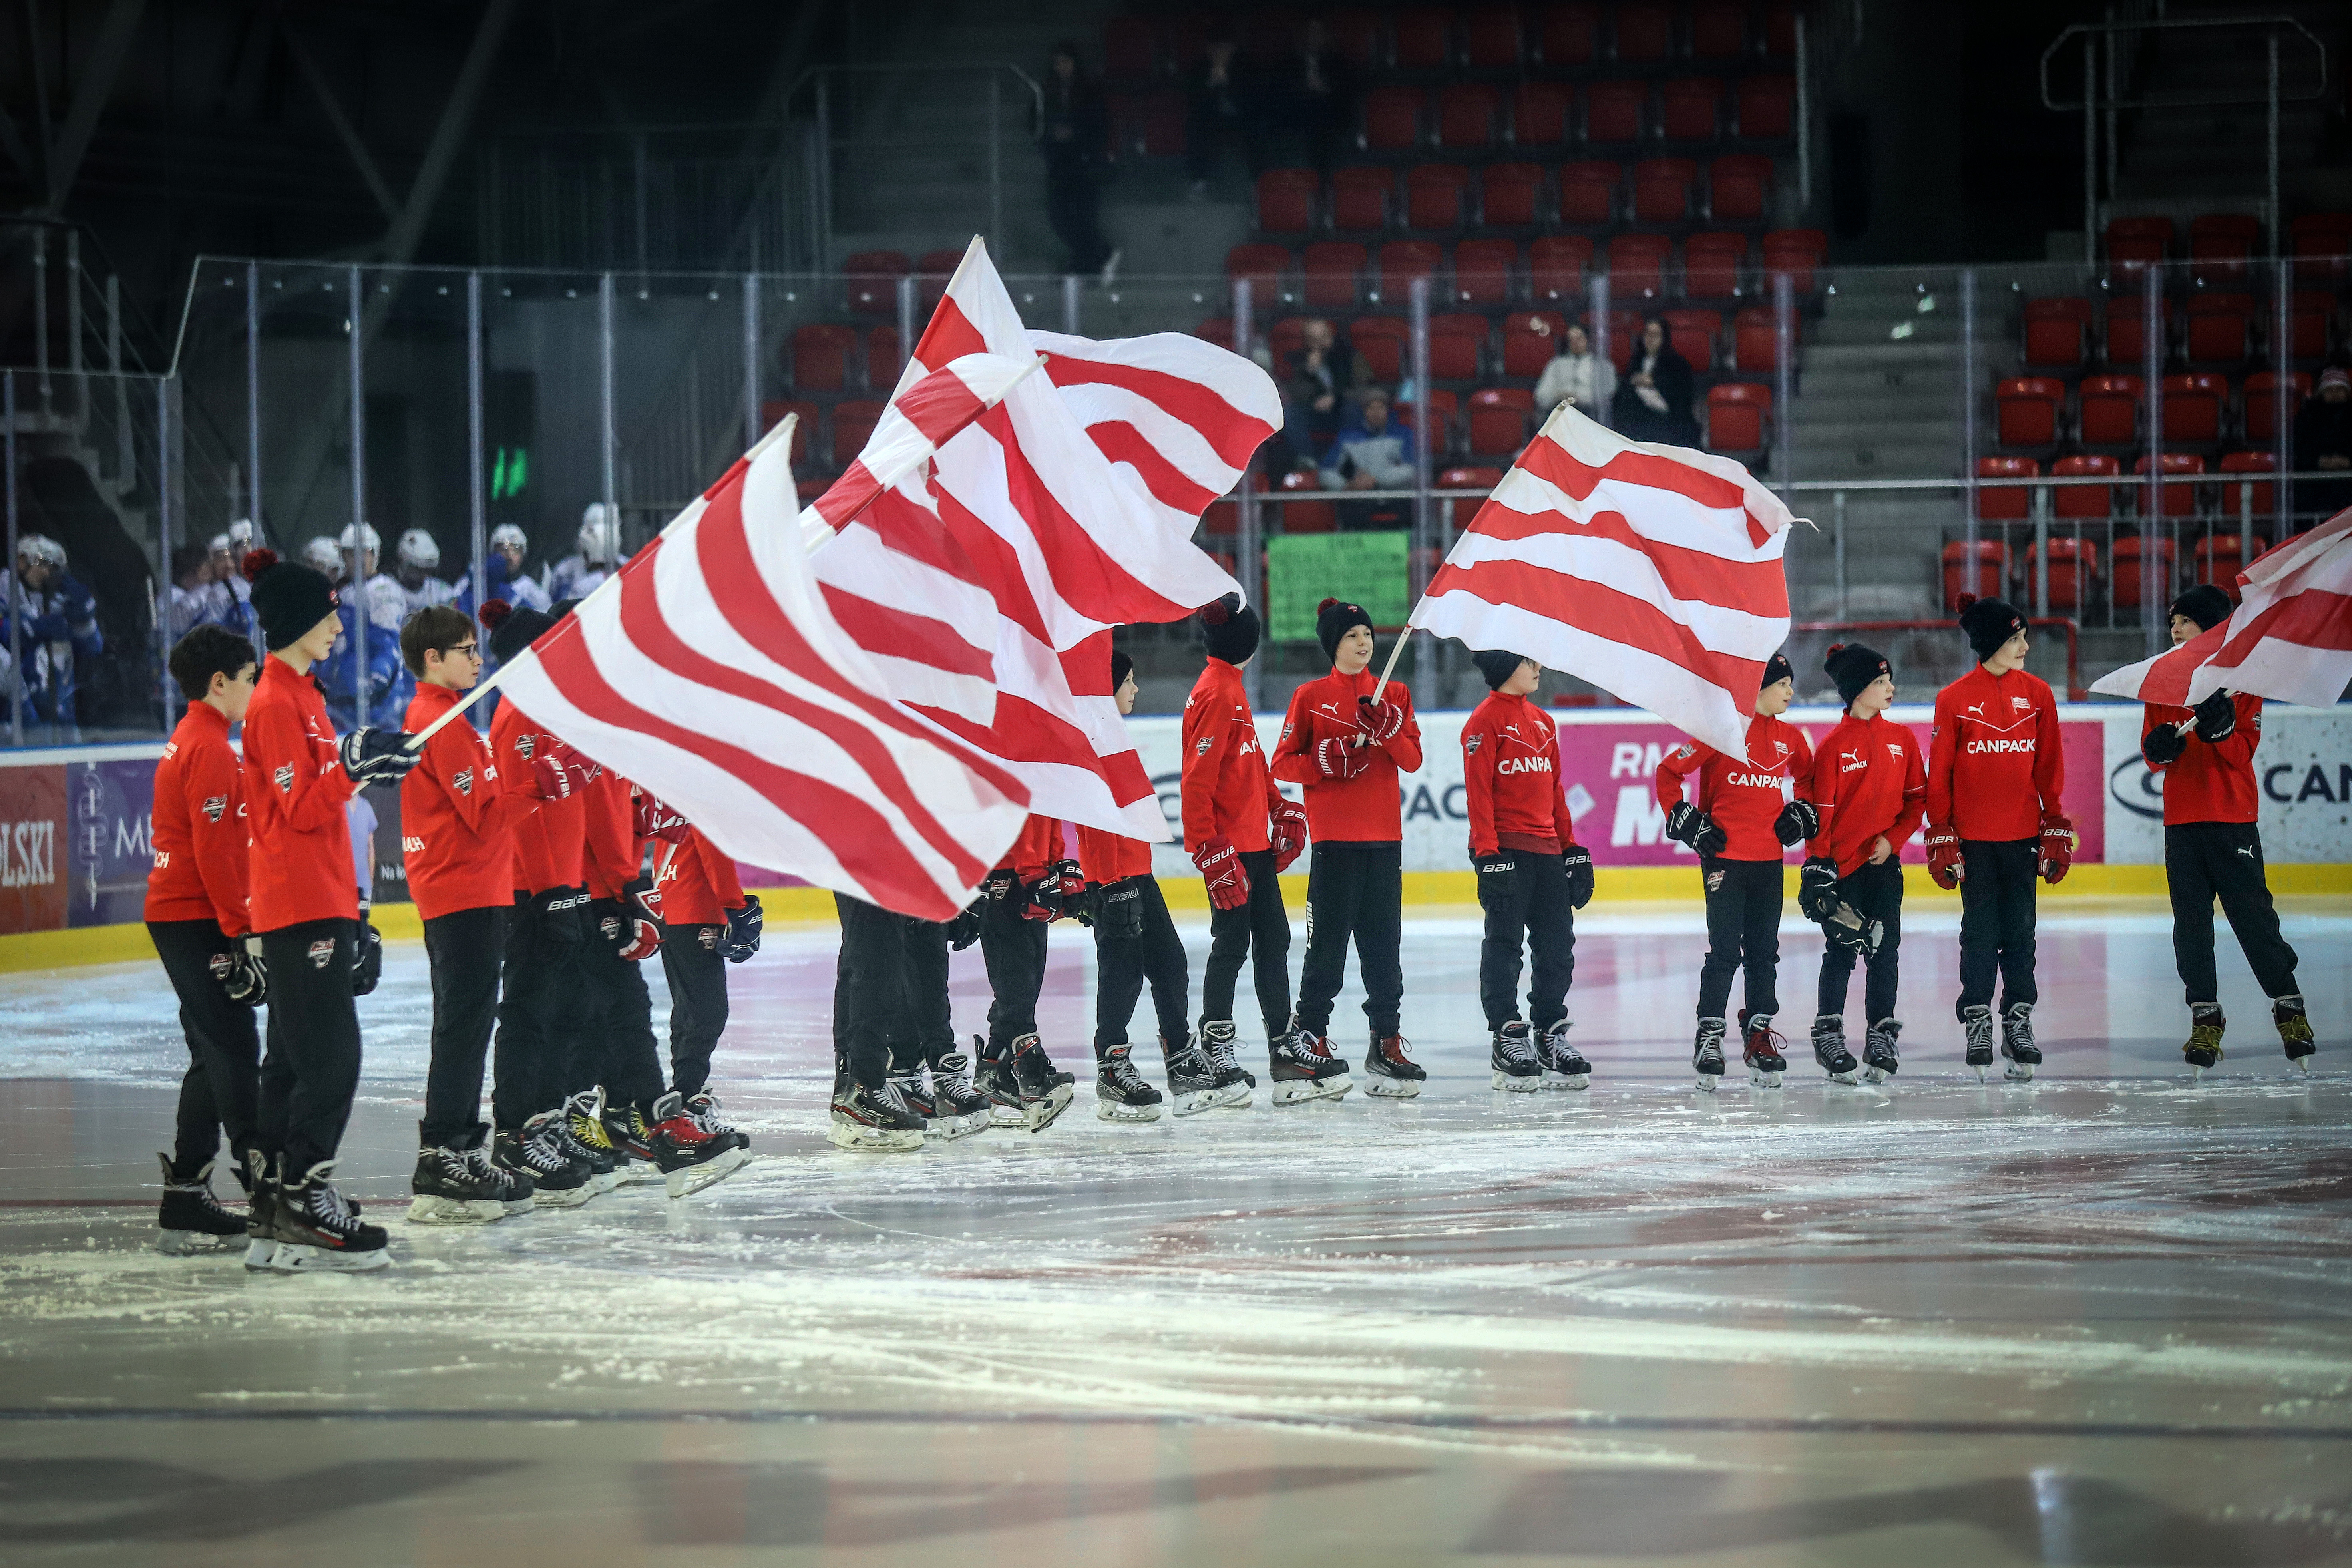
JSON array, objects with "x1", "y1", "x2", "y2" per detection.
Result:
[
  {"x1": 564, "y1": 1088, "x2": 628, "y2": 1189},
  {"x1": 1197, "y1": 1019, "x2": 1258, "y2": 1095},
  {"x1": 155, "y1": 1154, "x2": 246, "y2": 1255},
  {"x1": 1008, "y1": 1034, "x2": 1077, "y2": 1130},
  {"x1": 2274, "y1": 994, "x2": 2316, "y2": 1073},
  {"x1": 1365, "y1": 1032, "x2": 1426, "y2": 1098},
  {"x1": 495, "y1": 1120, "x2": 594, "y2": 1208},
  {"x1": 2000, "y1": 1003, "x2": 2040, "y2": 1082},
  {"x1": 270, "y1": 1160, "x2": 389, "y2": 1272},
  {"x1": 599, "y1": 1100, "x2": 665, "y2": 1184},
  {"x1": 1166, "y1": 1033, "x2": 1252, "y2": 1116},
  {"x1": 1538, "y1": 1018, "x2": 1591, "y2": 1089},
  {"x1": 409, "y1": 1129, "x2": 533, "y2": 1223},
  {"x1": 242, "y1": 1148, "x2": 278, "y2": 1272},
  {"x1": 1811, "y1": 1015, "x2": 1859, "y2": 1084},
  {"x1": 539, "y1": 1103, "x2": 619, "y2": 1192},
  {"x1": 1861, "y1": 1019, "x2": 1901, "y2": 1085},
  {"x1": 1960, "y1": 1004, "x2": 1997, "y2": 1082},
  {"x1": 1741, "y1": 1011, "x2": 1787, "y2": 1089},
  {"x1": 1490, "y1": 1021, "x2": 1544, "y2": 1092},
  {"x1": 827, "y1": 1078, "x2": 927, "y2": 1153},
  {"x1": 1691, "y1": 1017, "x2": 1727, "y2": 1092},
  {"x1": 973, "y1": 1035, "x2": 1027, "y2": 1128},
  {"x1": 2183, "y1": 1003, "x2": 2226, "y2": 1079},
  {"x1": 650, "y1": 1091, "x2": 751, "y2": 1191},
  {"x1": 686, "y1": 1091, "x2": 750, "y2": 1153},
  {"x1": 1095, "y1": 1045, "x2": 1165, "y2": 1122},
  {"x1": 923, "y1": 1052, "x2": 993, "y2": 1140},
  {"x1": 1271, "y1": 1025, "x2": 1352, "y2": 1104}
]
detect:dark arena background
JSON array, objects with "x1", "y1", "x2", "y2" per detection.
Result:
[{"x1": 3, "y1": 3, "x2": 2350, "y2": 1564}]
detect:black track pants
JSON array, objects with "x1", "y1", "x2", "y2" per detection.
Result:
[
  {"x1": 420, "y1": 904, "x2": 506, "y2": 1146},
  {"x1": 1815, "y1": 858, "x2": 1904, "y2": 1025},
  {"x1": 979, "y1": 892, "x2": 1051, "y2": 1054},
  {"x1": 147, "y1": 918, "x2": 261, "y2": 1177},
  {"x1": 1477, "y1": 849, "x2": 1576, "y2": 1033},
  {"x1": 2166, "y1": 821, "x2": 2300, "y2": 1005},
  {"x1": 1297, "y1": 841, "x2": 1405, "y2": 1039},
  {"x1": 1956, "y1": 838, "x2": 2039, "y2": 1017},
  {"x1": 834, "y1": 893, "x2": 903, "y2": 1090},
  {"x1": 1201, "y1": 848, "x2": 1292, "y2": 1038},
  {"x1": 887, "y1": 917, "x2": 957, "y2": 1072},
  {"x1": 1093, "y1": 876, "x2": 1191, "y2": 1057},
  {"x1": 255, "y1": 917, "x2": 361, "y2": 1176},
  {"x1": 1697, "y1": 859, "x2": 1783, "y2": 1021},
  {"x1": 661, "y1": 925, "x2": 730, "y2": 1099},
  {"x1": 579, "y1": 935, "x2": 666, "y2": 1114},
  {"x1": 493, "y1": 893, "x2": 586, "y2": 1130}
]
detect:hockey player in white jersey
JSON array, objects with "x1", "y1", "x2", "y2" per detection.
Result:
[
  {"x1": 394, "y1": 529, "x2": 459, "y2": 619},
  {"x1": 454, "y1": 524, "x2": 551, "y2": 616},
  {"x1": 543, "y1": 504, "x2": 621, "y2": 603}
]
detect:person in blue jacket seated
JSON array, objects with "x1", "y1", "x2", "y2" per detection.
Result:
[{"x1": 10, "y1": 533, "x2": 104, "y2": 740}]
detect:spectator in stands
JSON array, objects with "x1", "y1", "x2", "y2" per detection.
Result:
[
  {"x1": 10, "y1": 533, "x2": 103, "y2": 740},
  {"x1": 1186, "y1": 33, "x2": 1262, "y2": 197},
  {"x1": 1268, "y1": 18, "x2": 1355, "y2": 177},
  {"x1": 167, "y1": 542, "x2": 222, "y2": 643},
  {"x1": 1534, "y1": 322, "x2": 1618, "y2": 424},
  {"x1": 1287, "y1": 318, "x2": 1371, "y2": 465},
  {"x1": 1320, "y1": 387, "x2": 1416, "y2": 530},
  {"x1": 1038, "y1": 42, "x2": 1117, "y2": 281},
  {"x1": 2293, "y1": 365, "x2": 2352, "y2": 523},
  {"x1": 1612, "y1": 316, "x2": 1699, "y2": 446}
]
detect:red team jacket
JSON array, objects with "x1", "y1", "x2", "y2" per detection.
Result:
[
  {"x1": 992, "y1": 814, "x2": 1064, "y2": 882},
  {"x1": 1181, "y1": 658, "x2": 1282, "y2": 853},
  {"x1": 655, "y1": 826, "x2": 746, "y2": 927},
  {"x1": 1461, "y1": 691, "x2": 1579, "y2": 857},
  {"x1": 491, "y1": 700, "x2": 586, "y2": 896},
  {"x1": 144, "y1": 702, "x2": 253, "y2": 935},
  {"x1": 1269, "y1": 667, "x2": 1423, "y2": 842},
  {"x1": 579, "y1": 768, "x2": 645, "y2": 902},
  {"x1": 241, "y1": 656, "x2": 360, "y2": 933},
  {"x1": 1926, "y1": 665, "x2": 2065, "y2": 841},
  {"x1": 1654, "y1": 714, "x2": 1815, "y2": 862},
  {"x1": 2143, "y1": 695, "x2": 2262, "y2": 825},
  {"x1": 1076, "y1": 825, "x2": 1152, "y2": 884},
  {"x1": 1805, "y1": 712, "x2": 1927, "y2": 877},
  {"x1": 399, "y1": 683, "x2": 541, "y2": 921}
]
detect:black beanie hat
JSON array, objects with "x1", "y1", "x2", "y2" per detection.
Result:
[
  {"x1": 1110, "y1": 647, "x2": 1133, "y2": 689},
  {"x1": 2169, "y1": 583, "x2": 2233, "y2": 633},
  {"x1": 1955, "y1": 593, "x2": 2028, "y2": 664},
  {"x1": 1760, "y1": 651, "x2": 1795, "y2": 690},
  {"x1": 1824, "y1": 642, "x2": 1891, "y2": 706},
  {"x1": 241, "y1": 549, "x2": 339, "y2": 651},
  {"x1": 481, "y1": 598, "x2": 557, "y2": 665},
  {"x1": 1315, "y1": 597, "x2": 1375, "y2": 663},
  {"x1": 1199, "y1": 594, "x2": 1261, "y2": 664},
  {"x1": 1473, "y1": 648, "x2": 1531, "y2": 690}
]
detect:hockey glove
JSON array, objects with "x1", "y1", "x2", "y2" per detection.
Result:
[
  {"x1": 522, "y1": 744, "x2": 573, "y2": 801},
  {"x1": 1313, "y1": 734, "x2": 1368, "y2": 780},
  {"x1": 947, "y1": 900, "x2": 984, "y2": 951},
  {"x1": 1561, "y1": 844, "x2": 1595, "y2": 909},
  {"x1": 720, "y1": 894, "x2": 763, "y2": 962},
  {"x1": 1194, "y1": 836, "x2": 1251, "y2": 911},
  {"x1": 1773, "y1": 798, "x2": 1819, "y2": 847},
  {"x1": 1924, "y1": 826, "x2": 1964, "y2": 890},
  {"x1": 633, "y1": 792, "x2": 691, "y2": 844},
  {"x1": 1051, "y1": 858, "x2": 1087, "y2": 902},
  {"x1": 605, "y1": 876, "x2": 663, "y2": 961},
  {"x1": 1066, "y1": 883, "x2": 1102, "y2": 928},
  {"x1": 210, "y1": 936, "x2": 268, "y2": 1007},
  {"x1": 1473, "y1": 851, "x2": 1516, "y2": 910},
  {"x1": 1664, "y1": 801, "x2": 1727, "y2": 858},
  {"x1": 1355, "y1": 695, "x2": 1405, "y2": 746},
  {"x1": 2192, "y1": 689, "x2": 2237, "y2": 743},
  {"x1": 1098, "y1": 876, "x2": 1146, "y2": 941},
  {"x1": 532, "y1": 886, "x2": 591, "y2": 959},
  {"x1": 1272, "y1": 798, "x2": 1309, "y2": 873},
  {"x1": 981, "y1": 868, "x2": 1017, "y2": 903},
  {"x1": 2141, "y1": 723, "x2": 2187, "y2": 767},
  {"x1": 2038, "y1": 814, "x2": 2075, "y2": 885},
  {"x1": 351, "y1": 919, "x2": 384, "y2": 996},
  {"x1": 1822, "y1": 900, "x2": 1884, "y2": 956},
  {"x1": 338, "y1": 726, "x2": 421, "y2": 786},
  {"x1": 1019, "y1": 874, "x2": 1064, "y2": 923},
  {"x1": 1797, "y1": 856, "x2": 1842, "y2": 923}
]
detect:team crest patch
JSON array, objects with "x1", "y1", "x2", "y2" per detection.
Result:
[
  {"x1": 1465, "y1": 734, "x2": 1483, "y2": 755},
  {"x1": 515, "y1": 734, "x2": 536, "y2": 759},
  {"x1": 1195, "y1": 737, "x2": 1212, "y2": 754},
  {"x1": 308, "y1": 939, "x2": 336, "y2": 969},
  {"x1": 201, "y1": 794, "x2": 228, "y2": 823},
  {"x1": 1887, "y1": 744, "x2": 1906, "y2": 759},
  {"x1": 699, "y1": 926, "x2": 719, "y2": 951},
  {"x1": 1673, "y1": 743, "x2": 1696, "y2": 760},
  {"x1": 454, "y1": 768, "x2": 473, "y2": 796},
  {"x1": 274, "y1": 763, "x2": 295, "y2": 793},
  {"x1": 1706, "y1": 868, "x2": 1726, "y2": 893},
  {"x1": 2012, "y1": 696, "x2": 2032, "y2": 710}
]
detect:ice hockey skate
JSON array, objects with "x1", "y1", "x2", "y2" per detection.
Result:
[
  {"x1": 241, "y1": 1148, "x2": 278, "y2": 1272},
  {"x1": 1538, "y1": 1019, "x2": 1591, "y2": 1089},
  {"x1": 1363, "y1": 1032, "x2": 1425, "y2": 1098},
  {"x1": 499, "y1": 1114, "x2": 594, "y2": 1207},
  {"x1": 922, "y1": 1052, "x2": 993, "y2": 1139},
  {"x1": 155, "y1": 1154, "x2": 246, "y2": 1254},
  {"x1": 2274, "y1": 994, "x2": 2316, "y2": 1073},
  {"x1": 644, "y1": 1091, "x2": 751, "y2": 1190},
  {"x1": 1691, "y1": 1017, "x2": 1727, "y2": 1092},
  {"x1": 1490, "y1": 1021, "x2": 1543, "y2": 1092},
  {"x1": 1861, "y1": 1019, "x2": 1902, "y2": 1085},
  {"x1": 1270, "y1": 1026, "x2": 1352, "y2": 1104},
  {"x1": 598, "y1": 1100, "x2": 666, "y2": 1184},
  {"x1": 408, "y1": 1134, "x2": 533, "y2": 1224},
  {"x1": 827, "y1": 1078, "x2": 926, "y2": 1153},
  {"x1": 1194, "y1": 1021, "x2": 1258, "y2": 1104},
  {"x1": 1095, "y1": 1045, "x2": 1164, "y2": 1122},
  {"x1": 1811, "y1": 1015, "x2": 1859, "y2": 1084},
  {"x1": 1006, "y1": 1034, "x2": 1076, "y2": 1130},
  {"x1": 2000, "y1": 1002, "x2": 2040, "y2": 1082},
  {"x1": 563, "y1": 1088, "x2": 627, "y2": 1189},
  {"x1": 270, "y1": 1159, "x2": 389, "y2": 1272},
  {"x1": 2183, "y1": 1003, "x2": 2226, "y2": 1080},
  {"x1": 1961, "y1": 1004, "x2": 1997, "y2": 1082},
  {"x1": 1741, "y1": 1012, "x2": 1787, "y2": 1088},
  {"x1": 684, "y1": 1091, "x2": 750, "y2": 1153},
  {"x1": 1165, "y1": 1033, "x2": 1252, "y2": 1116},
  {"x1": 541, "y1": 1102, "x2": 619, "y2": 1192}
]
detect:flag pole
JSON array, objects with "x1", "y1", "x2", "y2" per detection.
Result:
[{"x1": 1368, "y1": 629, "x2": 1411, "y2": 706}]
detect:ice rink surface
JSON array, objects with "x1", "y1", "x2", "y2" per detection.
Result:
[{"x1": 3, "y1": 900, "x2": 2349, "y2": 1566}]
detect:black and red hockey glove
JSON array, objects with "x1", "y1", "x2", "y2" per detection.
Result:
[
  {"x1": 1924, "y1": 826, "x2": 1963, "y2": 890},
  {"x1": 1355, "y1": 695, "x2": 1405, "y2": 746},
  {"x1": 1313, "y1": 734, "x2": 1368, "y2": 780},
  {"x1": 2037, "y1": 814, "x2": 2075, "y2": 885},
  {"x1": 1560, "y1": 844, "x2": 1595, "y2": 909},
  {"x1": 633, "y1": 792, "x2": 690, "y2": 843},
  {"x1": 1271, "y1": 798, "x2": 1308, "y2": 872},
  {"x1": 1193, "y1": 836, "x2": 1250, "y2": 911}
]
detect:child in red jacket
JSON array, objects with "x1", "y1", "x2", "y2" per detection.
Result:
[
  {"x1": 1270, "y1": 598, "x2": 1422, "y2": 1100},
  {"x1": 1462, "y1": 649, "x2": 1595, "y2": 1091},
  {"x1": 1925, "y1": 595, "x2": 2069, "y2": 1081},
  {"x1": 655, "y1": 822, "x2": 761, "y2": 1133},
  {"x1": 145, "y1": 625, "x2": 264, "y2": 1252},
  {"x1": 1800, "y1": 643, "x2": 1926, "y2": 1084},
  {"x1": 1656, "y1": 651, "x2": 1816, "y2": 1089},
  {"x1": 963, "y1": 813, "x2": 1078, "y2": 1132}
]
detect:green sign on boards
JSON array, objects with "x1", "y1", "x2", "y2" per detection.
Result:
[{"x1": 1265, "y1": 531, "x2": 1413, "y2": 643}]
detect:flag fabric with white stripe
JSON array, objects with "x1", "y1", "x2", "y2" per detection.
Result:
[
  {"x1": 1410, "y1": 402, "x2": 1796, "y2": 758},
  {"x1": 2090, "y1": 508, "x2": 2352, "y2": 709},
  {"x1": 494, "y1": 420, "x2": 1031, "y2": 922}
]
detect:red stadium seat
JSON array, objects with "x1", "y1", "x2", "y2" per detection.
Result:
[
  {"x1": 1226, "y1": 243, "x2": 1292, "y2": 308},
  {"x1": 1537, "y1": 4, "x2": 1599, "y2": 66},
  {"x1": 2290, "y1": 213, "x2": 2352, "y2": 285},
  {"x1": 1558, "y1": 161, "x2": 1622, "y2": 225},
  {"x1": 1395, "y1": 386, "x2": 1458, "y2": 443},
  {"x1": 1376, "y1": 240, "x2": 1445, "y2": 301},
  {"x1": 1267, "y1": 316, "x2": 1310, "y2": 366},
  {"x1": 1331, "y1": 166, "x2": 1395, "y2": 230},
  {"x1": 1453, "y1": 239, "x2": 1519, "y2": 305},
  {"x1": 2021, "y1": 537, "x2": 2099, "y2": 613},
  {"x1": 1502, "y1": 310, "x2": 1571, "y2": 378},
  {"x1": 2106, "y1": 216, "x2": 2171, "y2": 286},
  {"x1": 760, "y1": 400, "x2": 816, "y2": 463},
  {"x1": 2195, "y1": 532, "x2": 2262, "y2": 591},
  {"x1": 2104, "y1": 296, "x2": 2154, "y2": 368},
  {"x1": 1480, "y1": 162, "x2": 1544, "y2": 226},
  {"x1": 1660, "y1": 78, "x2": 1723, "y2": 142},
  {"x1": 1707, "y1": 383, "x2": 1772, "y2": 454},
  {"x1": 1943, "y1": 541, "x2": 2010, "y2": 609},
  {"x1": 1352, "y1": 316, "x2": 1408, "y2": 381},
  {"x1": 1275, "y1": 470, "x2": 1338, "y2": 535},
  {"x1": 1614, "y1": 1, "x2": 1674, "y2": 64},
  {"x1": 1632, "y1": 158, "x2": 1698, "y2": 225},
  {"x1": 1406, "y1": 163, "x2": 1474, "y2": 229},
  {"x1": 2189, "y1": 214, "x2": 2260, "y2": 284},
  {"x1": 1429, "y1": 314, "x2": 1488, "y2": 380},
  {"x1": 1585, "y1": 82, "x2": 1646, "y2": 145},
  {"x1": 2111, "y1": 535, "x2": 2177, "y2": 609},
  {"x1": 1103, "y1": 17, "x2": 1158, "y2": 80},
  {"x1": 1598, "y1": 307, "x2": 1642, "y2": 370},
  {"x1": 789, "y1": 324, "x2": 858, "y2": 393},
  {"x1": 1464, "y1": 7, "x2": 1522, "y2": 68},
  {"x1": 1683, "y1": 232, "x2": 1748, "y2": 300},
  {"x1": 1732, "y1": 308, "x2": 1781, "y2": 372},
  {"x1": 829, "y1": 399, "x2": 885, "y2": 465},
  {"x1": 1976, "y1": 456, "x2": 2037, "y2": 521},
  {"x1": 1468, "y1": 386, "x2": 1536, "y2": 456},
  {"x1": 2135, "y1": 452, "x2": 2205, "y2": 518},
  {"x1": 1363, "y1": 86, "x2": 1425, "y2": 151},
  {"x1": 2162, "y1": 372, "x2": 2229, "y2": 445},
  {"x1": 2052, "y1": 454, "x2": 2120, "y2": 521},
  {"x1": 1394, "y1": 8, "x2": 1453, "y2": 70},
  {"x1": 1256, "y1": 168, "x2": 1321, "y2": 234},
  {"x1": 1437, "y1": 84, "x2": 1499, "y2": 150},
  {"x1": 2022, "y1": 297, "x2": 2092, "y2": 370},
  {"x1": 1764, "y1": 4, "x2": 1799, "y2": 56},
  {"x1": 843, "y1": 251, "x2": 909, "y2": 315},
  {"x1": 1437, "y1": 465, "x2": 1506, "y2": 530},
  {"x1": 1996, "y1": 376, "x2": 2065, "y2": 448},
  {"x1": 2216, "y1": 450, "x2": 2276, "y2": 517},
  {"x1": 1692, "y1": 0, "x2": 1748, "y2": 59},
  {"x1": 1512, "y1": 83, "x2": 1572, "y2": 147},
  {"x1": 1301, "y1": 242, "x2": 1368, "y2": 309},
  {"x1": 865, "y1": 325, "x2": 900, "y2": 385},
  {"x1": 1194, "y1": 316, "x2": 1236, "y2": 351},
  {"x1": 2243, "y1": 371, "x2": 2308, "y2": 443},
  {"x1": 2290, "y1": 290, "x2": 2333, "y2": 360},
  {"x1": 1135, "y1": 89, "x2": 1188, "y2": 157},
  {"x1": 2077, "y1": 374, "x2": 2143, "y2": 446},
  {"x1": 1737, "y1": 76, "x2": 1795, "y2": 139},
  {"x1": 1709, "y1": 155, "x2": 1773, "y2": 223},
  {"x1": 915, "y1": 249, "x2": 962, "y2": 308},
  {"x1": 1760, "y1": 229, "x2": 1825, "y2": 293},
  {"x1": 1529, "y1": 235, "x2": 1595, "y2": 301},
  {"x1": 1607, "y1": 233, "x2": 1674, "y2": 300},
  {"x1": 1664, "y1": 308, "x2": 1722, "y2": 373}
]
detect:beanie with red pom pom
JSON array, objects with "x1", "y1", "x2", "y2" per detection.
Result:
[
  {"x1": 1314, "y1": 596, "x2": 1374, "y2": 663},
  {"x1": 1198, "y1": 593, "x2": 1261, "y2": 665},
  {"x1": 242, "y1": 547, "x2": 340, "y2": 652},
  {"x1": 481, "y1": 597, "x2": 557, "y2": 665}
]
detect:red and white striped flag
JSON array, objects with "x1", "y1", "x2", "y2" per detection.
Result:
[
  {"x1": 2091, "y1": 507, "x2": 2352, "y2": 709},
  {"x1": 493, "y1": 418, "x2": 1031, "y2": 921},
  {"x1": 808, "y1": 237, "x2": 1279, "y2": 839},
  {"x1": 1410, "y1": 402, "x2": 1795, "y2": 758}
]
